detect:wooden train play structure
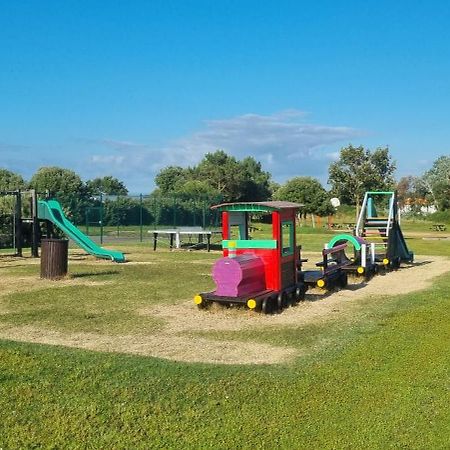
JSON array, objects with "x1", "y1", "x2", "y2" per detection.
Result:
[{"x1": 194, "y1": 191, "x2": 414, "y2": 314}]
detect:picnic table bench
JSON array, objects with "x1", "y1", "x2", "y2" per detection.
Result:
[
  {"x1": 430, "y1": 223, "x2": 447, "y2": 231},
  {"x1": 150, "y1": 227, "x2": 222, "y2": 251}
]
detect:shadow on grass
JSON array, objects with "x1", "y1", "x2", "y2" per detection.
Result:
[
  {"x1": 402, "y1": 260, "x2": 433, "y2": 268},
  {"x1": 70, "y1": 270, "x2": 120, "y2": 279},
  {"x1": 305, "y1": 282, "x2": 368, "y2": 303}
]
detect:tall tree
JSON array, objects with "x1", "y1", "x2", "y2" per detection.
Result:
[
  {"x1": 195, "y1": 150, "x2": 246, "y2": 202},
  {"x1": 153, "y1": 150, "x2": 273, "y2": 203},
  {"x1": 397, "y1": 176, "x2": 430, "y2": 210},
  {"x1": 423, "y1": 155, "x2": 450, "y2": 210},
  {"x1": 29, "y1": 167, "x2": 88, "y2": 222},
  {"x1": 154, "y1": 166, "x2": 189, "y2": 194},
  {"x1": 0, "y1": 168, "x2": 26, "y2": 191},
  {"x1": 328, "y1": 145, "x2": 396, "y2": 209},
  {"x1": 239, "y1": 156, "x2": 272, "y2": 201},
  {"x1": 274, "y1": 177, "x2": 333, "y2": 217},
  {"x1": 86, "y1": 176, "x2": 128, "y2": 196}
]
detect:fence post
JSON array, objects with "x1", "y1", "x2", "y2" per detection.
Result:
[
  {"x1": 139, "y1": 193, "x2": 143, "y2": 242},
  {"x1": 85, "y1": 209, "x2": 89, "y2": 235},
  {"x1": 14, "y1": 190, "x2": 23, "y2": 257},
  {"x1": 173, "y1": 197, "x2": 176, "y2": 227},
  {"x1": 100, "y1": 193, "x2": 104, "y2": 245},
  {"x1": 31, "y1": 189, "x2": 40, "y2": 258}
]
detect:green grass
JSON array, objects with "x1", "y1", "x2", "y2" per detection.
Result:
[
  {"x1": 0, "y1": 251, "x2": 217, "y2": 335},
  {"x1": 0, "y1": 224, "x2": 449, "y2": 447},
  {"x1": 0, "y1": 271, "x2": 449, "y2": 448}
]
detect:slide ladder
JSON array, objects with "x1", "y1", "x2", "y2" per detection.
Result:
[
  {"x1": 355, "y1": 191, "x2": 413, "y2": 264},
  {"x1": 38, "y1": 199, "x2": 125, "y2": 263}
]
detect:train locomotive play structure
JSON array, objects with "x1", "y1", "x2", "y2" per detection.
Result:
[
  {"x1": 194, "y1": 201, "x2": 308, "y2": 314},
  {"x1": 194, "y1": 192, "x2": 414, "y2": 314}
]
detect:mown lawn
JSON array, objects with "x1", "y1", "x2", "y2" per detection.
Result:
[
  {"x1": 0, "y1": 228, "x2": 449, "y2": 448},
  {"x1": 0, "y1": 271, "x2": 449, "y2": 448}
]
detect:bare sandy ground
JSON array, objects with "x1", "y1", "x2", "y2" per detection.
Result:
[{"x1": 0, "y1": 256, "x2": 448, "y2": 365}]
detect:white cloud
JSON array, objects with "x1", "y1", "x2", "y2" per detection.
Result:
[
  {"x1": 87, "y1": 109, "x2": 363, "y2": 190},
  {"x1": 91, "y1": 155, "x2": 126, "y2": 165}
]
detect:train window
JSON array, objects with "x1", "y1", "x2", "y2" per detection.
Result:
[{"x1": 281, "y1": 221, "x2": 294, "y2": 256}]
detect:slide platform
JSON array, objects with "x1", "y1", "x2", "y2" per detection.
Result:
[{"x1": 38, "y1": 199, "x2": 125, "y2": 263}]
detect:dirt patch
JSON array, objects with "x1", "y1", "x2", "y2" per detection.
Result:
[
  {"x1": 0, "y1": 256, "x2": 448, "y2": 365},
  {"x1": 142, "y1": 256, "x2": 450, "y2": 332},
  {"x1": 0, "y1": 325, "x2": 295, "y2": 365}
]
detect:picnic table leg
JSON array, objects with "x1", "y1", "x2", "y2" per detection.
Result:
[
  {"x1": 170, "y1": 233, "x2": 174, "y2": 250},
  {"x1": 175, "y1": 232, "x2": 181, "y2": 249},
  {"x1": 207, "y1": 234, "x2": 211, "y2": 252},
  {"x1": 153, "y1": 232, "x2": 158, "y2": 251}
]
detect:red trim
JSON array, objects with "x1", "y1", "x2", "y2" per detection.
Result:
[
  {"x1": 222, "y1": 211, "x2": 229, "y2": 240},
  {"x1": 272, "y1": 211, "x2": 281, "y2": 290},
  {"x1": 222, "y1": 211, "x2": 229, "y2": 257}
]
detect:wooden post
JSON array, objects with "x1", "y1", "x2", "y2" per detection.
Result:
[
  {"x1": 40, "y1": 239, "x2": 68, "y2": 280},
  {"x1": 14, "y1": 191, "x2": 23, "y2": 257},
  {"x1": 31, "y1": 189, "x2": 40, "y2": 257}
]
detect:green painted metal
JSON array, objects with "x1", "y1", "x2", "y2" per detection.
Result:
[
  {"x1": 216, "y1": 204, "x2": 277, "y2": 213},
  {"x1": 328, "y1": 234, "x2": 362, "y2": 251},
  {"x1": 367, "y1": 197, "x2": 378, "y2": 217},
  {"x1": 387, "y1": 223, "x2": 414, "y2": 262},
  {"x1": 38, "y1": 199, "x2": 125, "y2": 263},
  {"x1": 222, "y1": 239, "x2": 277, "y2": 249},
  {"x1": 281, "y1": 220, "x2": 295, "y2": 256}
]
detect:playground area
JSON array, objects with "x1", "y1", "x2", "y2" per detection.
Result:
[
  {"x1": 0, "y1": 249, "x2": 448, "y2": 364},
  {"x1": 0, "y1": 194, "x2": 449, "y2": 447},
  {"x1": 0, "y1": 232, "x2": 449, "y2": 447}
]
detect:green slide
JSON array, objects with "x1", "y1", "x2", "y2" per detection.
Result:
[{"x1": 38, "y1": 199, "x2": 125, "y2": 263}]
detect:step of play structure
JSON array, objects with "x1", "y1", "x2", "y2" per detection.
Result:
[
  {"x1": 364, "y1": 222, "x2": 389, "y2": 227},
  {"x1": 355, "y1": 191, "x2": 414, "y2": 264}
]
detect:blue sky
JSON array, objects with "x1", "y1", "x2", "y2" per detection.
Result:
[{"x1": 1, "y1": 0, "x2": 449, "y2": 193}]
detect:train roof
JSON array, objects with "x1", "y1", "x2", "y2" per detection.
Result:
[{"x1": 212, "y1": 201, "x2": 303, "y2": 212}]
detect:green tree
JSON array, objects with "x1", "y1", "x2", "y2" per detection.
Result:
[
  {"x1": 86, "y1": 176, "x2": 128, "y2": 196},
  {"x1": 239, "y1": 156, "x2": 272, "y2": 201},
  {"x1": 153, "y1": 150, "x2": 272, "y2": 203},
  {"x1": 29, "y1": 167, "x2": 88, "y2": 222},
  {"x1": 154, "y1": 166, "x2": 189, "y2": 194},
  {"x1": 397, "y1": 176, "x2": 430, "y2": 211},
  {"x1": 328, "y1": 145, "x2": 396, "y2": 208},
  {"x1": 274, "y1": 177, "x2": 333, "y2": 217},
  {"x1": 195, "y1": 150, "x2": 247, "y2": 202},
  {"x1": 423, "y1": 156, "x2": 450, "y2": 210},
  {"x1": 0, "y1": 169, "x2": 26, "y2": 191}
]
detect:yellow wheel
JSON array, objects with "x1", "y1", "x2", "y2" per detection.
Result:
[{"x1": 247, "y1": 298, "x2": 257, "y2": 310}]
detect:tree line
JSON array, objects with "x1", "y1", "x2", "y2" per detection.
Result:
[{"x1": 0, "y1": 146, "x2": 449, "y2": 226}]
